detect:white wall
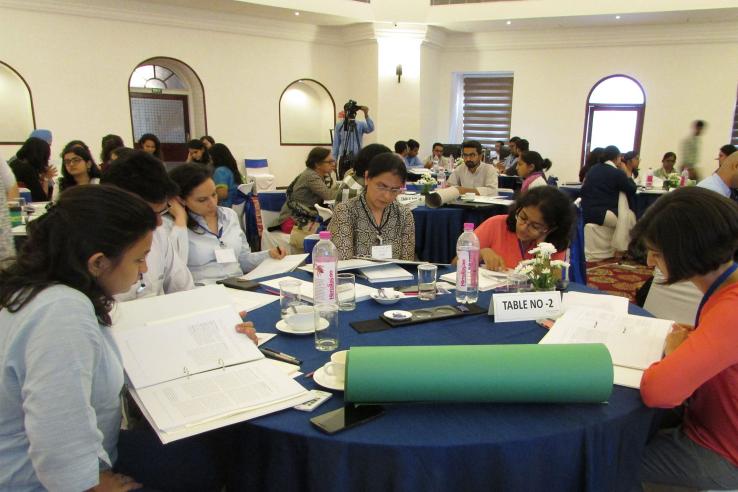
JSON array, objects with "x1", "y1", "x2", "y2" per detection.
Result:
[
  {"x1": 2, "y1": 2, "x2": 737, "y2": 186},
  {"x1": 0, "y1": 5, "x2": 349, "y2": 185},
  {"x1": 435, "y1": 23, "x2": 738, "y2": 182}
]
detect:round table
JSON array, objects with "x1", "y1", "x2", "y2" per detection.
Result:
[{"x1": 229, "y1": 269, "x2": 656, "y2": 492}]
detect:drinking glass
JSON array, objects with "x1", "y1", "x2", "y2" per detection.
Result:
[
  {"x1": 279, "y1": 279, "x2": 304, "y2": 320},
  {"x1": 336, "y1": 273, "x2": 356, "y2": 311},
  {"x1": 314, "y1": 303, "x2": 339, "y2": 351},
  {"x1": 417, "y1": 263, "x2": 438, "y2": 301}
]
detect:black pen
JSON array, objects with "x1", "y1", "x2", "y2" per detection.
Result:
[{"x1": 260, "y1": 347, "x2": 302, "y2": 366}]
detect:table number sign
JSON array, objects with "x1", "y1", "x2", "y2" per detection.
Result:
[{"x1": 489, "y1": 291, "x2": 562, "y2": 322}]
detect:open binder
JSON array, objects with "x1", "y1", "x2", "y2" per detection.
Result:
[
  {"x1": 539, "y1": 306, "x2": 672, "y2": 389},
  {"x1": 109, "y1": 285, "x2": 310, "y2": 443}
]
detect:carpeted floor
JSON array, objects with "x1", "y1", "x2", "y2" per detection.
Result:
[{"x1": 586, "y1": 259, "x2": 654, "y2": 303}]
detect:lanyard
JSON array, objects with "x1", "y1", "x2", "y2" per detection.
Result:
[
  {"x1": 192, "y1": 213, "x2": 225, "y2": 246},
  {"x1": 360, "y1": 195, "x2": 392, "y2": 244},
  {"x1": 518, "y1": 240, "x2": 532, "y2": 259},
  {"x1": 694, "y1": 262, "x2": 738, "y2": 327}
]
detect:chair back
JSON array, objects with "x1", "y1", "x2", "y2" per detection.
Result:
[
  {"x1": 569, "y1": 199, "x2": 587, "y2": 284},
  {"x1": 245, "y1": 158, "x2": 269, "y2": 172}
]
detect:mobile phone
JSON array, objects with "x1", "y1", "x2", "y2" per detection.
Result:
[
  {"x1": 310, "y1": 404, "x2": 384, "y2": 434},
  {"x1": 216, "y1": 277, "x2": 259, "y2": 291},
  {"x1": 294, "y1": 390, "x2": 332, "y2": 412}
]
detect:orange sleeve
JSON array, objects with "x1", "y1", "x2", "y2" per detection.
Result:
[{"x1": 640, "y1": 288, "x2": 738, "y2": 407}]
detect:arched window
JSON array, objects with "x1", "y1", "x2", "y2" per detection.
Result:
[
  {"x1": 581, "y1": 75, "x2": 645, "y2": 167},
  {"x1": 0, "y1": 61, "x2": 35, "y2": 144},
  {"x1": 128, "y1": 57, "x2": 206, "y2": 161}
]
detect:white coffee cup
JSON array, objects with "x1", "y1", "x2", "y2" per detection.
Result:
[
  {"x1": 324, "y1": 350, "x2": 348, "y2": 382},
  {"x1": 284, "y1": 305, "x2": 315, "y2": 332}
]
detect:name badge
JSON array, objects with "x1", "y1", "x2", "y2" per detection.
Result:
[
  {"x1": 371, "y1": 244, "x2": 393, "y2": 260},
  {"x1": 489, "y1": 291, "x2": 562, "y2": 322},
  {"x1": 214, "y1": 248, "x2": 237, "y2": 264}
]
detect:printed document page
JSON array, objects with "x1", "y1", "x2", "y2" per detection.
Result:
[
  {"x1": 135, "y1": 358, "x2": 307, "y2": 432},
  {"x1": 261, "y1": 276, "x2": 377, "y2": 302},
  {"x1": 112, "y1": 305, "x2": 262, "y2": 389},
  {"x1": 541, "y1": 307, "x2": 671, "y2": 370},
  {"x1": 440, "y1": 268, "x2": 510, "y2": 291}
]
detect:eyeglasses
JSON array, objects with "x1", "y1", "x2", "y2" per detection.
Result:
[
  {"x1": 461, "y1": 152, "x2": 478, "y2": 159},
  {"x1": 375, "y1": 184, "x2": 403, "y2": 195},
  {"x1": 515, "y1": 210, "x2": 549, "y2": 235},
  {"x1": 63, "y1": 157, "x2": 84, "y2": 166}
]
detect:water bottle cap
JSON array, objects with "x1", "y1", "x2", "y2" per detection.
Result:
[
  {"x1": 319, "y1": 231, "x2": 332, "y2": 240},
  {"x1": 463, "y1": 223, "x2": 474, "y2": 231}
]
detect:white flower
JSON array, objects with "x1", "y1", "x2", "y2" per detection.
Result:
[
  {"x1": 551, "y1": 260, "x2": 570, "y2": 268},
  {"x1": 536, "y1": 242, "x2": 557, "y2": 256}
]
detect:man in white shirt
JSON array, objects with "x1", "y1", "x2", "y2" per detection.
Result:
[
  {"x1": 100, "y1": 151, "x2": 195, "y2": 301},
  {"x1": 447, "y1": 140, "x2": 498, "y2": 196},
  {"x1": 423, "y1": 142, "x2": 452, "y2": 169},
  {"x1": 697, "y1": 151, "x2": 738, "y2": 202}
]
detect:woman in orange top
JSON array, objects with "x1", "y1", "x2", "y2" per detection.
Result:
[
  {"x1": 474, "y1": 186, "x2": 574, "y2": 270},
  {"x1": 634, "y1": 187, "x2": 738, "y2": 489}
]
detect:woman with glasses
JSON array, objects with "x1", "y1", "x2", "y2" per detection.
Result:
[
  {"x1": 278, "y1": 147, "x2": 339, "y2": 253},
  {"x1": 474, "y1": 186, "x2": 574, "y2": 271},
  {"x1": 635, "y1": 187, "x2": 738, "y2": 490},
  {"x1": 170, "y1": 164, "x2": 285, "y2": 284},
  {"x1": 52, "y1": 144, "x2": 101, "y2": 201},
  {"x1": 329, "y1": 152, "x2": 415, "y2": 261}
]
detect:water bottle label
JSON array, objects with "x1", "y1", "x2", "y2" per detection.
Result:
[
  {"x1": 468, "y1": 250, "x2": 479, "y2": 289},
  {"x1": 314, "y1": 258, "x2": 337, "y2": 304},
  {"x1": 457, "y1": 251, "x2": 469, "y2": 292}
]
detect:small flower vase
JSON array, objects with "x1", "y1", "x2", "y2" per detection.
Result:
[
  {"x1": 531, "y1": 276, "x2": 557, "y2": 292},
  {"x1": 420, "y1": 183, "x2": 435, "y2": 195}
]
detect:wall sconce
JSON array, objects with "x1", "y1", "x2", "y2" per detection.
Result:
[{"x1": 396, "y1": 64, "x2": 403, "y2": 83}]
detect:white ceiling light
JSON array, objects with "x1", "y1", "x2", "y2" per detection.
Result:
[
  {"x1": 506, "y1": 20, "x2": 512, "y2": 25},
  {"x1": 615, "y1": 15, "x2": 621, "y2": 20},
  {"x1": 294, "y1": 11, "x2": 300, "y2": 16}
]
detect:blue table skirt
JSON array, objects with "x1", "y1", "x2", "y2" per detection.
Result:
[{"x1": 228, "y1": 269, "x2": 656, "y2": 492}]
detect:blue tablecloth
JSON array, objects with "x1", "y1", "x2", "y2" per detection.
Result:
[
  {"x1": 229, "y1": 270, "x2": 656, "y2": 492},
  {"x1": 412, "y1": 205, "x2": 509, "y2": 263}
]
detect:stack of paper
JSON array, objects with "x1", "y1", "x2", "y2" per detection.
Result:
[
  {"x1": 241, "y1": 253, "x2": 308, "y2": 280},
  {"x1": 109, "y1": 285, "x2": 310, "y2": 443},
  {"x1": 359, "y1": 264, "x2": 414, "y2": 283},
  {"x1": 440, "y1": 268, "x2": 510, "y2": 292},
  {"x1": 260, "y1": 276, "x2": 378, "y2": 303},
  {"x1": 539, "y1": 306, "x2": 672, "y2": 389},
  {"x1": 470, "y1": 196, "x2": 514, "y2": 206}
]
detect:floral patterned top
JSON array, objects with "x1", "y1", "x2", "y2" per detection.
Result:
[{"x1": 328, "y1": 194, "x2": 415, "y2": 261}]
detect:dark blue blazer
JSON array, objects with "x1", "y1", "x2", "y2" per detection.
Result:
[{"x1": 581, "y1": 162, "x2": 637, "y2": 225}]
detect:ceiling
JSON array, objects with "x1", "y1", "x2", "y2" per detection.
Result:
[{"x1": 139, "y1": 0, "x2": 738, "y2": 32}]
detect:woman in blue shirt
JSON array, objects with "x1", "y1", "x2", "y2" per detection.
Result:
[
  {"x1": 170, "y1": 164, "x2": 285, "y2": 283},
  {"x1": 209, "y1": 143, "x2": 245, "y2": 207},
  {"x1": 0, "y1": 185, "x2": 239, "y2": 491}
]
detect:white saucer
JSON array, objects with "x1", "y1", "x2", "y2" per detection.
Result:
[
  {"x1": 383, "y1": 309, "x2": 413, "y2": 320},
  {"x1": 370, "y1": 290, "x2": 401, "y2": 305},
  {"x1": 275, "y1": 318, "x2": 329, "y2": 335},
  {"x1": 313, "y1": 365, "x2": 345, "y2": 391}
]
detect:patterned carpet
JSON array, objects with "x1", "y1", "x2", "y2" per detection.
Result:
[{"x1": 586, "y1": 259, "x2": 654, "y2": 303}]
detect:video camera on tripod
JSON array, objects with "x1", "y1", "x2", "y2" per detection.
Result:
[
  {"x1": 343, "y1": 99, "x2": 362, "y2": 121},
  {"x1": 337, "y1": 99, "x2": 364, "y2": 179}
]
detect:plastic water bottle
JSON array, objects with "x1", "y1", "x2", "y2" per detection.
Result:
[
  {"x1": 312, "y1": 231, "x2": 338, "y2": 305},
  {"x1": 455, "y1": 223, "x2": 480, "y2": 304},
  {"x1": 680, "y1": 169, "x2": 689, "y2": 187},
  {"x1": 645, "y1": 168, "x2": 653, "y2": 188},
  {"x1": 437, "y1": 162, "x2": 446, "y2": 188}
]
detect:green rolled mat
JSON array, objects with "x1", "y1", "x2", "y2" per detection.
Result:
[{"x1": 344, "y1": 344, "x2": 613, "y2": 404}]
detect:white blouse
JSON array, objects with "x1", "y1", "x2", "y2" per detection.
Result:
[{"x1": 186, "y1": 206, "x2": 270, "y2": 284}]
